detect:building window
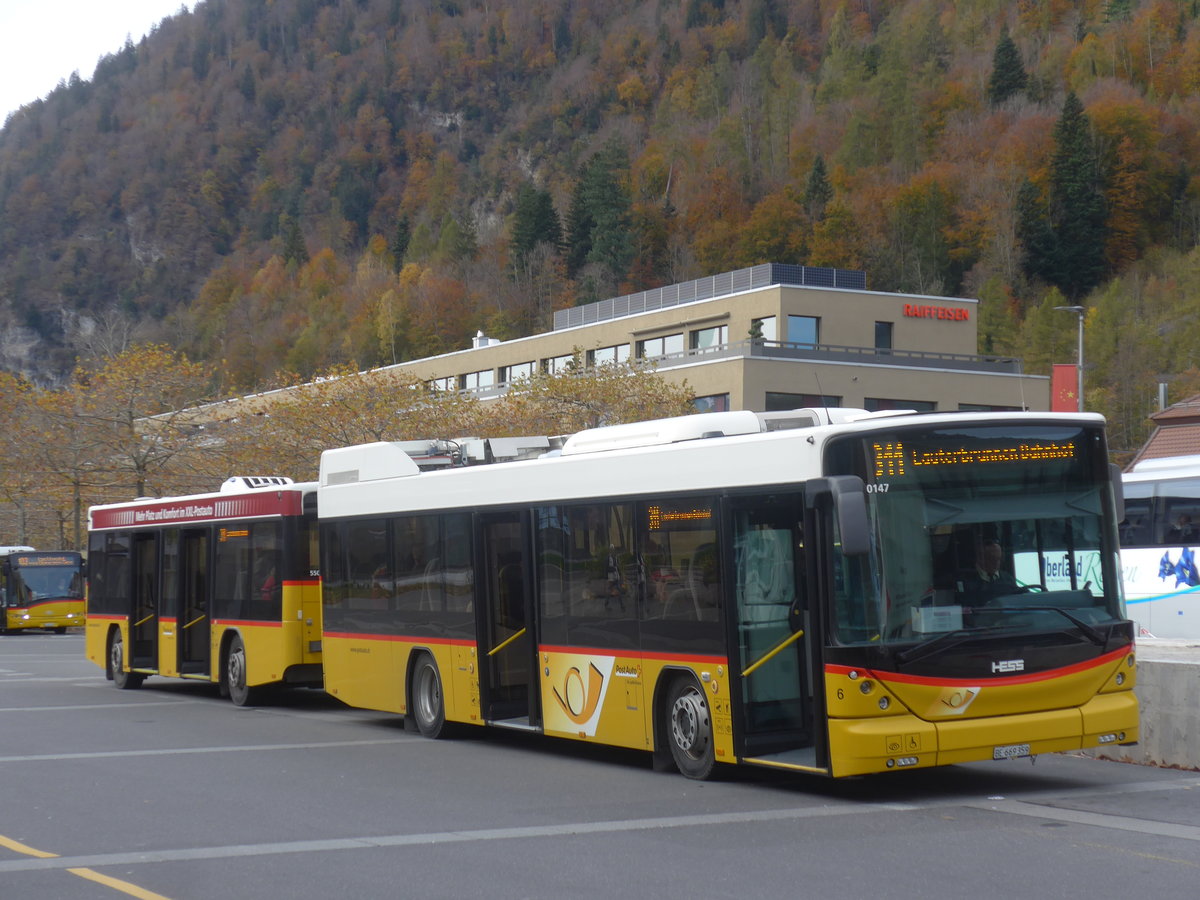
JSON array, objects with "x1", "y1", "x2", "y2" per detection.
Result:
[
  {"x1": 787, "y1": 315, "x2": 819, "y2": 348},
  {"x1": 693, "y1": 394, "x2": 730, "y2": 413},
  {"x1": 501, "y1": 361, "x2": 535, "y2": 383},
  {"x1": 875, "y1": 321, "x2": 893, "y2": 351},
  {"x1": 690, "y1": 324, "x2": 728, "y2": 351},
  {"x1": 864, "y1": 397, "x2": 936, "y2": 412},
  {"x1": 765, "y1": 392, "x2": 841, "y2": 411},
  {"x1": 589, "y1": 344, "x2": 630, "y2": 366},
  {"x1": 637, "y1": 333, "x2": 684, "y2": 359},
  {"x1": 461, "y1": 369, "x2": 495, "y2": 390},
  {"x1": 544, "y1": 354, "x2": 574, "y2": 374},
  {"x1": 751, "y1": 316, "x2": 777, "y2": 341},
  {"x1": 428, "y1": 376, "x2": 455, "y2": 391}
]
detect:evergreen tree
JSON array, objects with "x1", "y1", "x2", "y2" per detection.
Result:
[
  {"x1": 1016, "y1": 93, "x2": 1107, "y2": 299},
  {"x1": 802, "y1": 155, "x2": 833, "y2": 222},
  {"x1": 987, "y1": 26, "x2": 1027, "y2": 106},
  {"x1": 390, "y1": 215, "x2": 411, "y2": 272},
  {"x1": 280, "y1": 215, "x2": 308, "y2": 267},
  {"x1": 1048, "y1": 92, "x2": 1107, "y2": 297},
  {"x1": 512, "y1": 184, "x2": 562, "y2": 263},
  {"x1": 564, "y1": 141, "x2": 633, "y2": 285},
  {"x1": 564, "y1": 179, "x2": 594, "y2": 279}
]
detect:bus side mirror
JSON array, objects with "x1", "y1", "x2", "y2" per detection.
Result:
[
  {"x1": 1109, "y1": 464, "x2": 1125, "y2": 524},
  {"x1": 809, "y1": 475, "x2": 871, "y2": 557}
]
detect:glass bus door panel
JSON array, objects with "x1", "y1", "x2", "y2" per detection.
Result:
[
  {"x1": 478, "y1": 513, "x2": 536, "y2": 724},
  {"x1": 158, "y1": 529, "x2": 181, "y2": 676},
  {"x1": 178, "y1": 529, "x2": 211, "y2": 676},
  {"x1": 131, "y1": 534, "x2": 159, "y2": 670},
  {"x1": 730, "y1": 496, "x2": 814, "y2": 758}
]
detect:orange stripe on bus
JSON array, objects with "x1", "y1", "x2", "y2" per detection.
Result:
[{"x1": 826, "y1": 643, "x2": 1132, "y2": 687}]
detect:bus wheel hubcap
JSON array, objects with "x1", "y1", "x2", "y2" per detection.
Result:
[{"x1": 671, "y1": 688, "x2": 709, "y2": 757}]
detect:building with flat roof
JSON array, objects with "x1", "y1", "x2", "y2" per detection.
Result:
[{"x1": 369, "y1": 264, "x2": 1047, "y2": 414}]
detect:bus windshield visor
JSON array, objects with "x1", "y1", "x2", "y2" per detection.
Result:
[{"x1": 830, "y1": 423, "x2": 1122, "y2": 646}]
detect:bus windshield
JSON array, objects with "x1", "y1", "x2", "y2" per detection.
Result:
[
  {"x1": 830, "y1": 422, "x2": 1122, "y2": 647},
  {"x1": 5, "y1": 556, "x2": 84, "y2": 605}
]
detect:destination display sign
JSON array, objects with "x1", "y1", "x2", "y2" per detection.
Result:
[{"x1": 871, "y1": 439, "x2": 1078, "y2": 479}]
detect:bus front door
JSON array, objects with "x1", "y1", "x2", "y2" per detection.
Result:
[
  {"x1": 131, "y1": 533, "x2": 159, "y2": 670},
  {"x1": 178, "y1": 529, "x2": 211, "y2": 677},
  {"x1": 729, "y1": 494, "x2": 818, "y2": 767},
  {"x1": 478, "y1": 512, "x2": 538, "y2": 727}
]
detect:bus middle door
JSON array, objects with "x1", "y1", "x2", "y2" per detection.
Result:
[
  {"x1": 178, "y1": 528, "x2": 211, "y2": 677},
  {"x1": 477, "y1": 511, "x2": 538, "y2": 728},
  {"x1": 131, "y1": 533, "x2": 159, "y2": 670}
]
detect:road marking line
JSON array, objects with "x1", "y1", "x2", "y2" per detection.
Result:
[
  {"x1": 0, "y1": 803, "x2": 937, "y2": 874},
  {"x1": 0, "y1": 737, "x2": 413, "y2": 763},
  {"x1": 0, "y1": 834, "x2": 59, "y2": 858},
  {"x1": 965, "y1": 797, "x2": 1200, "y2": 841},
  {"x1": 68, "y1": 867, "x2": 173, "y2": 900},
  {"x1": 0, "y1": 701, "x2": 191, "y2": 712}
]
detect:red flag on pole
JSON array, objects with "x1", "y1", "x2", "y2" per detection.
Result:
[{"x1": 1051, "y1": 364, "x2": 1078, "y2": 411}]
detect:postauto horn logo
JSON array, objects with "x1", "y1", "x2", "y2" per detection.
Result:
[{"x1": 550, "y1": 655, "x2": 615, "y2": 736}]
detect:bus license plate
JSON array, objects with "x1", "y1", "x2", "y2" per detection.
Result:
[{"x1": 993, "y1": 743, "x2": 1031, "y2": 760}]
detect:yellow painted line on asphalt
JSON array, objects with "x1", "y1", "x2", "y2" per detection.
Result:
[
  {"x1": 68, "y1": 867, "x2": 173, "y2": 900},
  {"x1": 0, "y1": 834, "x2": 58, "y2": 858},
  {"x1": 2, "y1": 834, "x2": 173, "y2": 899}
]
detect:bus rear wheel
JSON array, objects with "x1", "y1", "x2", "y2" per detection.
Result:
[
  {"x1": 665, "y1": 676, "x2": 715, "y2": 780},
  {"x1": 227, "y1": 635, "x2": 265, "y2": 707},
  {"x1": 411, "y1": 654, "x2": 447, "y2": 738},
  {"x1": 109, "y1": 631, "x2": 144, "y2": 690}
]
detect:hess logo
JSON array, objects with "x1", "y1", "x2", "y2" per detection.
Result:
[{"x1": 991, "y1": 659, "x2": 1025, "y2": 674}]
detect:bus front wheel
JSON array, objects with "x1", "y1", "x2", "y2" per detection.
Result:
[
  {"x1": 411, "y1": 654, "x2": 447, "y2": 738},
  {"x1": 227, "y1": 635, "x2": 265, "y2": 707},
  {"x1": 665, "y1": 676, "x2": 715, "y2": 780},
  {"x1": 109, "y1": 631, "x2": 144, "y2": 690}
]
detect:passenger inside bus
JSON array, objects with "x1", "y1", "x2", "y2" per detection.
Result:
[{"x1": 1167, "y1": 513, "x2": 1198, "y2": 544}]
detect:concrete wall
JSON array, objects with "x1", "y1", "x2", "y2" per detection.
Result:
[{"x1": 1091, "y1": 644, "x2": 1200, "y2": 770}]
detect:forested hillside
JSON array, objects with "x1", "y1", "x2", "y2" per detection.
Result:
[{"x1": 3, "y1": 0, "x2": 1200, "y2": 453}]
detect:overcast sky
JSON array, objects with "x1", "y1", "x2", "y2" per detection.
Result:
[{"x1": 1, "y1": 1, "x2": 191, "y2": 123}]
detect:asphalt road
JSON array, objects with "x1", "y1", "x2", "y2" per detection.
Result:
[{"x1": 3, "y1": 632, "x2": 1198, "y2": 899}]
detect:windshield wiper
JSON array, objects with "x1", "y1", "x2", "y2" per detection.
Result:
[
  {"x1": 894, "y1": 625, "x2": 1011, "y2": 667},
  {"x1": 988, "y1": 605, "x2": 1109, "y2": 647}
]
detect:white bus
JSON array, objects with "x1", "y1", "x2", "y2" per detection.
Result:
[
  {"x1": 317, "y1": 407, "x2": 1137, "y2": 779},
  {"x1": 1120, "y1": 454, "x2": 1200, "y2": 638}
]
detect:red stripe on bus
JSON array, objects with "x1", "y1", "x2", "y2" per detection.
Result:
[
  {"x1": 212, "y1": 619, "x2": 284, "y2": 628},
  {"x1": 826, "y1": 643, "x2": 1133, "y2": 687},
  {"x1": 322, "y1": 631, "x2": 475, "y2": 647},
  {"x1": 538, "y1": 644, "x2": 727, "y2": 665},
  {"x1": 86, "y1": 614, "x2": 126, "y2": 621}
]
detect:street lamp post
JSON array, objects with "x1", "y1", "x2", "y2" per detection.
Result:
[{"x1": 1054, "y1": 304, "x2": 1085, "y2": 412}]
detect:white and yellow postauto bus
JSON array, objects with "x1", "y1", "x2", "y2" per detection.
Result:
[
  {"x1": 317, "y1": 408, "x2": 1139, "y2": 779},
  {"x1": 85, "y1": 477, "x2": 322, "y2": 705}
]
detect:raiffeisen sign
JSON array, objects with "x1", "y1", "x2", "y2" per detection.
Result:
[{"x1": 902, "y1": 303, "x2": 970, "y2": 321}]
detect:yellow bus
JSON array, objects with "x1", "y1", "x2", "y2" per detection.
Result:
[
  {"x1": 85, "y1": 477, "x2": 322, "y2": 705},
  {"x1": 1, "y1": 549, "x2": 86, "y2": 634},
  {"x1": 317, "y1": 408, "x2": 1139, "y2": 779}
]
